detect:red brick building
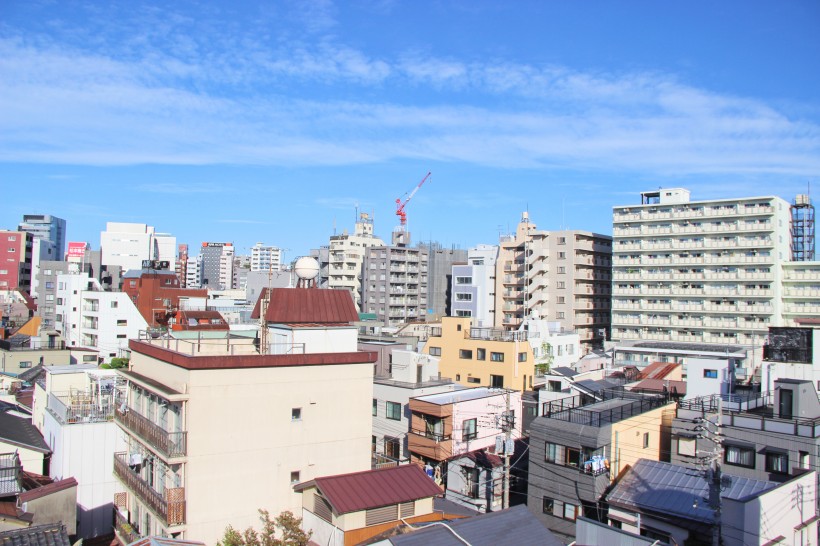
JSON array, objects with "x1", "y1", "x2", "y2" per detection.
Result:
[
  {"x1": 0, "y1": 231, "x2": 33, "y2": 294},
  {"x1": 121, "y1": 269, "x2": 207, "y2": 328}
]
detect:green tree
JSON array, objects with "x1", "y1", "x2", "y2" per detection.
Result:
[
  {"x1": 100, "y1": 357, "x2": 129, "y2": 369},
  {"x1": 218, "y1": 510, "x2": 311, "y2": 546}
]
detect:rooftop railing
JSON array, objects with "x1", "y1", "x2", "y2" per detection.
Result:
[{"x1": 542, "y1": 390, "x2": 670, "y2": 427}]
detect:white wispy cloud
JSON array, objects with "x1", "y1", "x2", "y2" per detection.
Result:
[{"x1": 0, "y1": 3, "x2": 818, "y2": 186}]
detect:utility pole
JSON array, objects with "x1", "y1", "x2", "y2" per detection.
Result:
[
  {"x1": 696, "y1": 396, "x2": 724, "y2": 546},
  {"x1": 502, "y1": 389, "x2": 512, "y2": 510}
]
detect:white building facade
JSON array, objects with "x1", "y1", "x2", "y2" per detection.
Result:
[
  {"x1": 328, "y1": 213, "x2": 385, "y2": 311},
  {"x1": 450, "y1": 245, "x2": 498, "y2": 328},
  {"x1": 612, "y1": 188, "x2": 792, "y2": 346},
  {"x1": 250, "y1": 243, "x2": 282, "y2": 272},
  {"x1": 55, "y1": 273, "x2": 148, "y2": 362},
  {"x1": 100, "y1": 223, "x2": 176, "y2": 274}
]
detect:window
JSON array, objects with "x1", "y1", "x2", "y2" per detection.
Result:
[
  {"x1": 545, "y1": 442, "x2": 558, "y2": 463},
  {"x1": 117, "y1": 334, "x2": 127, "y2": 339},
  {"x1": 565, "y1": 447, "x2": 581, "y2": 468},
  {"x1": 557, "y1": 237, "x2": 566, "y2": 245},
  {"x1": 455, "y1": 276, "x2": 472, "y2": 284},
  {"x1": 643, "y1": 432, "x2": 650, "y2": 449},
  {"x1": 19, "y1": 361, "x2": 32, "y2": 369},
  {"x1": 462, "y1": 418, "x2": 477, "y2": 441},
  {"x1": 557, "y1": 266, "x2": 566, "y2": 274},
  {"x1": 490, "y1": 374, "x2": 504, "y2": 388},
  {"x1": 542, "y1": 497, "x2": 554, "y2": 515},
  {"x1": 547, "y1": 380, "x2": 562, "y2": 392},
  {"x1": 111, "y1": 301, "x2": 118, "y2": 308},
  {"x1": 563, "y1": 502, "x2": 578, "y2": 521},
  {"x1": 455, "y1": 293, "x2": 472, "y2": 301},
  {"x1": 490, "y1": 352, "x2": 504, "y2": 362},
  {"x1": 45, "y1": 281, "x2": 54, "y2": 289},
  {"x1": 725, "y1": 445, "x2": 755, "y2": 468},
  {"x1": 45, "y1": 294, "x2": 54, "y2": 301},
  {"x1": 476, "y1": 348, "x2": 486, "y2": 360},
  {"x1": 386, "y1": 401, "x2": 402, "y2": 420},
  {"x1": 290, "y1": 471, "x2": 300, "y2": 484},
  {"x1": 372, "y1": 399, "x2": 377, "y2": 416},
  {"x1": 467, "y1": 377, "x2": 481, "y2": 384},
  {"x1": 117, "y1": 319, "x2": 127, "y2": 326},
  {"x1": 459, "y1": 349, "x2": 473, "y2": 359},
  {"x1": 518, "y1": 352, "x2": 527, "y2": 362},
  {"x1": 455, "y1": 310, "x2": 472, "y2": 317},
  {"x1": 384, "y1": 436, "x2": 400, "y2": 459},
  {"x1": 678, "y1": 437, "x2": 696, "y2": 457},
  {"x1": 765, "y1": 451, "x2": 788, "y2": 474},
  {"x1": 557, "y1": 281, "x2": 565, "y2": 289},
  {"x1": 429, "y1": 347, "x2": 442, "y2": 356},
  {"x1": 556, "y1": 311, "x2": 565, "y2": 319},
  {"x1": 291, "y1": 408, "x2": 302, "y2": 421},
  {"x1": 129, "y1": 280, "x2": 136, "y2": 287},
  {"x1": 704, "y1": 369, "x2": 718, "y2": 379},
  {"x1": 800, "y1": 451, "x2": 810, "y2": 469}
]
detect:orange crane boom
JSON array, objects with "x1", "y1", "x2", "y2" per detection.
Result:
[{"x1": 395, "y1": 171, "x2": 431, "y2": 227}]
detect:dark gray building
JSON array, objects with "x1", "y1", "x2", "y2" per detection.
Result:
[
  {"x1": 362, "y1": 243, "x2": 429, "y2": 327},
  {"x1": 419, "y1": 242, "x2": 466, "y2": 320},
  {"x1": 671, "y1": 378, "x2": 820, "y2": 509},
  {"x1": 527, "y1": 389, "x2": 673, "y2": 541}
]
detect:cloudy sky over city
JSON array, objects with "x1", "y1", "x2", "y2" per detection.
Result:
[{"x1": 2, "y1": 0, "x2": 819, "y2": 257}]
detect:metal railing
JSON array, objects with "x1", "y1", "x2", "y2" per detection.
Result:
[
  {"x1": 0, "y1": 338, "x2": 66, "y2": 351},
  {"x1": 543, "y1": 390, "x2": 670, "y2": 427},
  {"x1": 409, "y1": 428, "x2": 451, "y2": 442},
  {"x1": 114, "y1": 510, "x2": 141, "y2": 543},
  {"x1": 113, "y1": 452, "x2": 185, "y2": 526},
  {"x1": 47, "y1": 392, "x2": 116, "y2": 425},
  {"x1": 115, "y1": 408, "x2": 187, "y2": 459}
]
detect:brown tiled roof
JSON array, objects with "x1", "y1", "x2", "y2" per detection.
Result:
[
  {"x1": 637, "y1": 361, "x2": 680, "y2": 380},
  {"x1": 251, "y1": 288, "x2": 358, "y2": 324},
  {"x1": 294, "y1": 464, "x2": 442, "y2": 515}
]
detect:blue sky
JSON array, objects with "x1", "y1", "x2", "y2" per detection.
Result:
[{"x1": 2, "y1": 1, "x2": 819, "y2": 260}]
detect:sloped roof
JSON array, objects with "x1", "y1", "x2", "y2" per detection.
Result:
[
  {"x1": 251, "y1": 288, "x2": 358, "y2": 324},
  {"x1": 637, "y1": 361, "x2": 681, "y2": 380},
  {"x1": 606, "y1": 459, "x2": 777, "y2": 524},
  {"x1": 550, "y1": 366, "x2": 578, "y2": 377},
  {"x1": 0, "y1": 523, "x2": 70, "y2": 546},
  {"x1": 13, "y1": 317, "x2": 40, "y2": 337},
  {"x1": 388, "y1": 505, "x2": 562, "y2": 546},
  {"x1": 0, "y1": 412, "x2": 50, "y2": 453},
  {"x1": 18, "y1": 477, "x2": 77, "y2": 503},
  {"x1": 295, "y1": 464, "x2": 442, "y2": 515},
  {"x1": 632, "y1": 378, "x2": 687, "y2": 395}
]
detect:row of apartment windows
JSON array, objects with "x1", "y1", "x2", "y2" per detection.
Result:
[{"x1": 677, "y1": 438, "x2": 804, "y2": 474}]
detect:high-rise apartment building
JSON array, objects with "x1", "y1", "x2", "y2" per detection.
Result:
[
  {"x1": 19, "y1": 214, "x2": 66, "y2": 259},
  {"x1": 362, "y1": 242, "x2": 429, "y2": 327},
  {"x1": 450, "y1": 245, "x2": 498, "y2": 328},
  {"x1": 611, "y1": 188, "x2": 792, "y2": 346},
  {"x1": 328, "y1": 213, "x2": 385, "y2": 310},
  {"x1": 493, "y1": 213, "x2": 612, "y2": 353},
  {"x1": 100, "y1": 223, "x2": 176, "y2": 274},
  {"x1": 0, "y1": 230, "x2": 33, "y2": 293},
  {"x1": 199, "y1": 242, "x2": 234, "y2": 290},
  {"x1": 250, "y1": 242, "x2": 282, "y2": 272},
  {"x1": 176, "y1": 244, "x2": 189, "y2": 288}
]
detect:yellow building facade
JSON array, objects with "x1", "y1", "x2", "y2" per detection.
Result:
[{"x1": 424, "y1": 317, "x2": 537, "y2": 392}]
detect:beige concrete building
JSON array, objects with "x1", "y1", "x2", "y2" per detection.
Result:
[
  {"x1": 612, "y1": 188, "x2": 792, "y2": 345},
  {"x1": 781, "y1": 261, "x2": 820, "y2": 326},
  {"x1": 112, "y1": 288, "x2": 377, "y2": 543},
  {"x1": 494, "y1": 213, "x2": 612, "y2": 353},
  {"x1": 328, "y1": 213, "x2": 385, "y2": 311}
]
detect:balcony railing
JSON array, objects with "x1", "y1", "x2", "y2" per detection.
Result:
[
  {"x1": 115, "y1": 408, "x2": 187, "y2": 459},
  {"x1": 0, "y1": 338, "x2": 66, "y2": 351},
  {"x1": 113, "y1": 452, "x2": 185, "y2": 526},
  {"x1": 409, "y1": 428, "x2": 451, "y2": 442},
  {"x1": 115, "y1": 510, "x2": 141, "y2": 543}
]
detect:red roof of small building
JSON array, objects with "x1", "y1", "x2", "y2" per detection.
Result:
[
  {"x1": 294, "y1": 464, "x2": 442, "y2": 515},
  {"x1": 251, "y1": 288, "x2": 358, "y2": 324},
  {"x1": 637, "y1": 361, "x2": 681, "y2": 380},
  {"x1": 632, "y1": 378, "x2": 687, "y2": 396},
  {"x1": 171, "y1": 309, "x2": 229, "y2": 331}
]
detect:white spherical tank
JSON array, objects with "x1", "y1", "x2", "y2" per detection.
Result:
[{"x1": 294, "y1": 256, "x2": 320, "y2": 280}]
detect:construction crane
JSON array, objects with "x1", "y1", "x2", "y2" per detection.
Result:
[{"x1": 395, "y1": 171, "x2": 431, "y2": 229}]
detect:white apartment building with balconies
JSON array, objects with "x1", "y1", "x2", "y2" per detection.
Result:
[
  {"x1": 249, "y1": 242, "x2": 281, "y2": 272},
  {"x1": 328, "y1": 213, "x2": 385, "y2": 311},
  {"x1": 612, "y1": 188, "x2": 792, "y2": 346},
  {"x1": 54, "y1": 273, "x2": 147, "y2": 362}
]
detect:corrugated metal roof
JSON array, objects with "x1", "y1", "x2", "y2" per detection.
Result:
[
  {"x1": 389, "y1": 505, "x2": 563, "y2": 546},
  {"x1": 637, "y1": 361, "x2": 680, "y2": 380},
  {"x1": 251, "y1": 288, "x2": 359, "y2": 324},
  {"x1": 298, "y1": 464, "x2": 442, "y2": 515},
  {"x1": 606, "y1": 459, "x2": 777, "y2": 524}
]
